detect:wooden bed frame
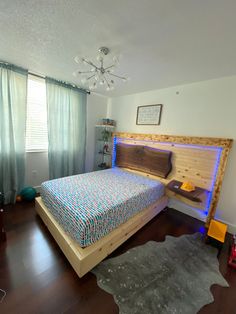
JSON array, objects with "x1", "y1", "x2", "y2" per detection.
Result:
[
  {"x1": 35, "y1": 132, "x2": 232, "y2": 277},
  {"x1": 35, "y1": 195, "x2": 168, "y2": 277}
]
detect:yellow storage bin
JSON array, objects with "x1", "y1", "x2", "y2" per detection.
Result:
[{"x1": 207, "y1": 219, "x2": 228, "y2": 243}]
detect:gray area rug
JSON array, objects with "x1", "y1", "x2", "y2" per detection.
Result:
[{"x1": 92, "y1": 233, "x2": 229, "y2": 314}]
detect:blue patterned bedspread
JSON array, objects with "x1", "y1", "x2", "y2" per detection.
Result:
[{"x1": 40, "y1": 168, "x2": 165, "y2": 247}]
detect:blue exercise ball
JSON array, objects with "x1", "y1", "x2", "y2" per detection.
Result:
[{"x1": 20, "y1": 187, "x2": 37, "y2": 201}]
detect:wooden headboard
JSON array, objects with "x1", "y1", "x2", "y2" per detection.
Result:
[{"x1": 112, "y1": 132, "x2": 233, "y2": 226}]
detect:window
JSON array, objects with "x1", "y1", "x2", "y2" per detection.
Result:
[{"x1": 26, "y1": 75, "x2": 48, "y2": 151}]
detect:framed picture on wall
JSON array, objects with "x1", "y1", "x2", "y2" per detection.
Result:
[{"x1": 136, "y1": 104, "x2": 163, "y2": 125}]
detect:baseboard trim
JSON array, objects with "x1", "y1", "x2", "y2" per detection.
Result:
[
  {"x1": 168, "y1": 199, "x2": 236, "y2": 234},
  {"x1": 168, "y1": 199, "x2": 207, "y2": 222},
  {"x1": 218, "y1": 219, "x2": 236, "y2": 234}
]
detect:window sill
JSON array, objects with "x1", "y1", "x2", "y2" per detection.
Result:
[{"x1": 26, "y1": 150, "x2": 48, "y2": 153}]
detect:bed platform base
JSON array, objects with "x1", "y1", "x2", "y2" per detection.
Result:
[{"x1": 35, "y1": 196, "x2": 168, "y2": 277}]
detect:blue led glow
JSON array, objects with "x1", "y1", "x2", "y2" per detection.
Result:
[
  {"x1": 112, "y1": 136, "x2": 117, "y2": 168},
  {"x1": 198, "y1": 225, "x2": 206, "y2": 235},
  {"x1": 204, "y1": 146, "x2": 222, "y2": 215},
  {"x1": 113, "y1": 137, "x2": 223, "y2": 216}
]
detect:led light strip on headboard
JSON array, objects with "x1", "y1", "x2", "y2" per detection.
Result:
[{"x1": 112, "y1": 132, "x2": 233, "y2": 226}]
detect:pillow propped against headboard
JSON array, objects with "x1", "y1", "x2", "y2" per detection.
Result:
[{"x1": 115, "y1": 143, "x2": 172, "y2": 178}]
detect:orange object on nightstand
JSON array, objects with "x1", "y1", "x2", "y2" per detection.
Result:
[
  {"x1": 207, "y1": 219, "x2": 228, "y2": 243},
  {"x1": 180, "y1": 181, "x2": 195, "y2": 192}
]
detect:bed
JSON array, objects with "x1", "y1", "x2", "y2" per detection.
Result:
[{"x1": 36, "y1": 132, "x2": 232, "y2": 277}]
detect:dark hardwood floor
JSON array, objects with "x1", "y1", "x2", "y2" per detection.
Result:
[{"x1": 0, "y1": 201, "x2": 236, "y2": 314}]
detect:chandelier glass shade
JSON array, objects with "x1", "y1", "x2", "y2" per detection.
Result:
[{"x1": 73, "y1": 47, "x2": 129, "y2": 91}]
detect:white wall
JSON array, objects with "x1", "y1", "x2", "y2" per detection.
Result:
[
  {"x1": 25, "y1": 93, "x2": 108, "y2": 188},
  {"x1": 25, "y1": 152, "x2": 49, "y2": 190},
  {"x1": 108, "y1": 76, "x2": 236, "y2": 232}
]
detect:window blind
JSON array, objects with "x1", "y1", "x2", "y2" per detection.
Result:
[{"x1": 26, "y1": 75, "x2": 48, "y2": 151}]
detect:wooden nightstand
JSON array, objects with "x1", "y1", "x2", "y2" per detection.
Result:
[{"x1": 166, "y1": 180, "x2": 207, "y2": 202}]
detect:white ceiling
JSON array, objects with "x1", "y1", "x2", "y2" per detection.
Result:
[{"x1": 1, "y1": 0, "x2": 236, "y2": 96}]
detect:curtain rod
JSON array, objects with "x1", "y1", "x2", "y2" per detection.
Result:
[
  {"x1": 29, "y1": 71, "x2": 90, "y2": 95},
  {"x1": 0, "y1": 61, "x2": 90, "y2": 95},
  {"x1": 28, "y1": 71, "x2": 45, "y2": 80},
  {"x1": 0, "y1": 61, "x2": 27, "y2": 74}
]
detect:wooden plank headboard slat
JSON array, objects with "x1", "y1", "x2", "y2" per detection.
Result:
[{"x1": 114, "y1": 132, "x2": 233, "y2": 148}]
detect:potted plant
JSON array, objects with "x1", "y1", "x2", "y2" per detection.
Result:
[{"x1": 101, "y1": 129, "x2": 111, "y2": 142}]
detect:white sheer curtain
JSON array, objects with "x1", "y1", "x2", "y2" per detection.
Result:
[
  {"x1": 0, "y1": 64, "x2": 28, "y2": 203},
  {"x1": 46, "y1": 78, "x2": 87, "y2": 179}
]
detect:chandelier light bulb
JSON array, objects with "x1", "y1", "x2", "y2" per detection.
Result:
[
  {"x1": 81, "y1": 78, "x2": 87, "y2": 84},
  {"x1": 122, "y1": 77, "x2": 130, "y2": 82},
  {"x1": 74, "y1": 56, "x2": 81, "y2": 64},
  {"x1": 96, "y1": 55, "x2": 103, "y2": 62},
  {"x1": 113, "y1": 55, "x2": 119, "y2": 62},
  {"x1": 113, "y1": 55, "x2": 120, "y2": 66},
  {"x1": 72, "y1": 71, "x2": 78, "y2": 77}
]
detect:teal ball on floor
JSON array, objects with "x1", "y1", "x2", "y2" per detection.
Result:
[{"x1": 20, "y1": 187, "x2": 37, "y2": 201}]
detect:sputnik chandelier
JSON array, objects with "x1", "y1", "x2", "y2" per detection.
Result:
[{"x1": 73, "y1": 47, "x2": 129, "y2": 91}]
